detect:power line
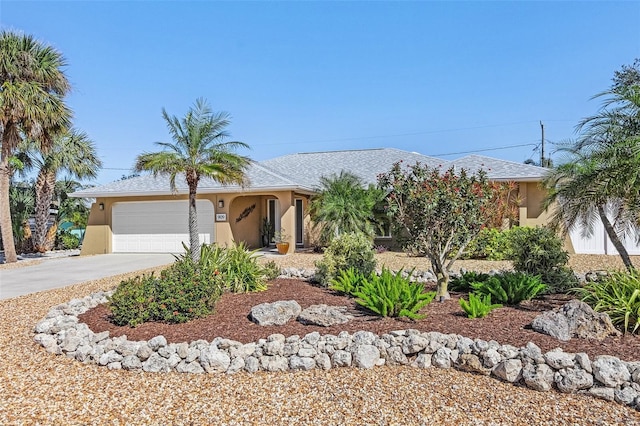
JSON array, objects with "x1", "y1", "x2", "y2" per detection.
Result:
[
  {"x1": 427, "y1": 142, "x2": 538, "y2": 157},
  {"x1": 258, "y1": 120, "x2": 545, "y2": 146}
]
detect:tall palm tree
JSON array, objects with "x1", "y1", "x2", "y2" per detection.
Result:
[
  {"x1": 135, "y1": 98, "x2": 251, "y2": 261},
  {"x1": 308, "y1": 171, "x2": 384, "y2": 246},
  {"x1": 543, "y1": 84, "x2": 640, "y2": 271},
  {"x1": 0, "y1": 31, "x2": 71, "y2": 262},
  {"x1": 21, "y1": 130, "x2": 101, "y2": 252}
]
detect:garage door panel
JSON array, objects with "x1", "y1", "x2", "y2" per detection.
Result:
[{"x1": 112, "y1": 201, "x2": 214, "y2": 253}]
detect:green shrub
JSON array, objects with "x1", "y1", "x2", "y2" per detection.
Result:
[
  {"x1": 329, "y1": 267, "x2": 369, "y2": 295},
  {"x1": 109, "y1": 242, "x2": 268, "y2": 327},
  {"x1": 55, "y1": 230, "x2": 80, "y2": 250},
  {"x1": 108, "y1": 259, "x2": 224, "y2": 326},
  {"x1": 459, "y1": 293, "x2": 502, "y2": 318},
  {"x1": 353, "y1": 268, "x2": 436, "y2": 319},
  {"x1": 108, "y1": 273, "x2": 156, "y2": 327},
  {"x1": 179, "y1": 242, "x2": 268, "y2": 293},
  {"x1": 150, "y1": 259, "x2": 223, "y2": 323},
  {"x1": 450, "y1": 271, "x2": 491, "y2": 292},
  {"x1": 262, "y1": 260, "x2": 281, "y2": 281},
  {"x1": 509, "y1": 226, "x2": 577, "y2": 293},
  {"x1": 314, "y1": 232, "x2": 376, "y2": 287},
  {"x1": 471, "y1": 271, "x2": 547, "y2": 305},
  {"x1": 464, "y1": 228, "x2": 513, "y2": 260},
  {"x1": 574, "y1": 270, "x2": 640, "y2": 334}
]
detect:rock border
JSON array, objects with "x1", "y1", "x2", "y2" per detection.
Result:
[{"x1": 33, "y1": 291, "x2": 640, "y2": 411}]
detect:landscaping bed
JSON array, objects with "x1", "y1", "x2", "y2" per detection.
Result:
[{"x1": 79, "y1": 277, "x2": 640, "y2": 363}]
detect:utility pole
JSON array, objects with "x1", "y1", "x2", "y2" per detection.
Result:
[{"x1": 540, "y1": 121, "x2": 545, "y2": 167}]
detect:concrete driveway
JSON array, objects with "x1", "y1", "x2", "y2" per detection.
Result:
[{"x1": 0, "y1": 253, "x2": 176, "y2": 300}]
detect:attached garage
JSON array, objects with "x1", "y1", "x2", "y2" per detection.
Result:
[
  {"x1": 112, "y1": 200, "x2": 215, "y2": 253},
  {"x1": 569, "y1": 221, "x2": 640, "y2": 255}
]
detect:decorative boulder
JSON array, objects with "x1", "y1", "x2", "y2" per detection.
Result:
[
  {"x1": 297, "y1": 304, "x2": 353, "y2": 327},
  {"x1": 531, "y1": 300, "x2": 621, "y2": 341},
  {"x1": 249, "y1": 301, "x2": 302, "y2": 326}
]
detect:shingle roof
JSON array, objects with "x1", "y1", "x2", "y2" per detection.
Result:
[
  {"x1": 71, "y1": 148, "x2": 547, "y2": 198},
  {"x1": 450, "y1": 155, "x2": 546, "y2": 181},
  {"x1": 259, "y1": 148, "x2": 448, "y2": 188},
  {"x1": 70, "y1": 162, "x2": 312, "y2": 198}
]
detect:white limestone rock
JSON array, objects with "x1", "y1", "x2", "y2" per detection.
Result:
[
  {"x1": 593, "y1": 355, "x2": 631, "y2": 387},
  {"x1": 147, "y1": 335, "x2": 167, "y2": 351},
  {"x1": 554, "y1": 367, "x2": 593, "y2": 393},
  {"x1": 142, "y1": 353, "x2": 170, "y2": 373},
  {"x1": 353, "y1": 345, "x2": 380, "y2": 369},
  {"x1": 544, "y1": 350, "x2": 575, "y2": 370},
  {"x1": 522, "y1": 363, "x2": 555, "y2": 392},
  {"x1": 331, "y1": 350, "x2": 352, "y2": 368},
  {"x1": 289, "y1": 356, "x2": 316, "y2": 371},
  {"x1": 260, "y1": 355, "x2": 289, "y2": 372},
  {"x1": 493, "y1": 359, "x2": 523, "y2": 383},
  {"x1": 249, "y1": 301, "x2": 301, "y2": 326},
  {"x1": 432, "y1": 347, "x2": 452, "y2": 369}
]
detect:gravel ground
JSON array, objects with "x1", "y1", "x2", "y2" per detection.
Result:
[
  {"x1": 263, "y1": 251, "x2": 640, "y2": 275},
  {"x1": 1, "y1": 256, "x2": 640, "y2": 425}
]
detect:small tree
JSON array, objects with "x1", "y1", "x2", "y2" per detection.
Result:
[
  {"x1": 135, "y1": 98, "x2": 250, "y2": 262},
  {"x1": 378, "y1": 163, "x2": 494, "y2": 301}
]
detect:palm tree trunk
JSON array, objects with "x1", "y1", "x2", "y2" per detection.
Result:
[
  {"x1": 33, "y1": 170, "x2": 56, "y2": 253},
  {"x1": 0, "y1": 147, "x2": 18, "y2": 263},
  {"x1": 598, "y1": 205, "x2": 635, "y2": 272},
  {"x1": 188, "y1": 185, "x2": 200, "y2": 263}
]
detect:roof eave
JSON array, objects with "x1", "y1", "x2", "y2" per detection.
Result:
[{"x1": 69, "y1": 184, "x2": 317, "y2": 199}]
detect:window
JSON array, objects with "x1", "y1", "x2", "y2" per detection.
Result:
[{"x1": 375, "y1": 216, "x2": 392, "y2": 239}]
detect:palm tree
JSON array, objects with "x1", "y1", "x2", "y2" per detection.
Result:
[
  {"x1": 308, "y1": 171, "x2": 384, "y2": 246},
  {"x1": 0, "y1": 31, "x2": 71, "y2": 262},
  {"x1": 8, "y1": 180, "x2": 35, "y2": 253},
  {"x1": 20, "y1": 130, "x2": 101, "y2": 252},
  {"x1": 543, "y1": 83, "x2": 640, "y2": 272},
  {"x1": 135, "y1": 98, "x2": 251, "y2": 261}
]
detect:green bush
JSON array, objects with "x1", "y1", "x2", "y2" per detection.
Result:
[
  {"x1": 55, "y1": 230, "x2": 80, "y2": 250},
  {"x1": 450, "y1": 271, "x2": 491, "y2": 292},
  {"x1": 353, "y1": 268, "x2": 436, "y2": 319},
  {"x1": 463, "y1": 228, "x2": 513, "y2": 260},
  {"x1": 459, "y1": 293, "x2": 502, "y2": 318},
  {"x1": 108, "y1": 273, "x2": 156, "y2": 327},
  {"x1": 150, "y1": 259, "x2": 223, "y2": 323},
  {"x1": 471, "y1": 271, "x2": 547, "y2": 305},
  {"x1": 574, "y1": 270, "x2": 640, "y2": 334},
  {"x1": 108, "y1": 259, "x2": 224, "y2": 326},
  {"x1": 330, "y1": 267, "x2": 368, "y2": 295},
  {"x1": 179, "y1": 242, "x2": 269, "y2": 293},
  {"x1": 262, "y1": 260, "x2": 281, "y2": 281},
  {"x1": 109, "y1": 243, "x2": 269, "y2": 326},
  {"x1": 314, "y1": 232, "x2": 376, "y2": 287},
  {"x1": 509, "y1": 226, "x2": 577, "y2": 293}
]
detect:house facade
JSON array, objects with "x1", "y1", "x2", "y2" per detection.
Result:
[{"x1": 71, "y1": 148, "x2": 555, "y2": 256}]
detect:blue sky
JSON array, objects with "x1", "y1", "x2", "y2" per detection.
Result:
[{"x1": 2, "y1": 1, "x2": 639, "y2": 185}]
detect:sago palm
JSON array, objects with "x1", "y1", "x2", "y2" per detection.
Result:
[
  {"x1": 135, "y1": 98, "x2": 251, "y2": 262},
  {"x1": 0, "y1": 31, "x2": 71, "y2": 262}
]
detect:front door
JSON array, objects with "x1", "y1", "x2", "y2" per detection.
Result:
[{"x1": 295, "y1": 198, "x2": 303, "y2": 247}]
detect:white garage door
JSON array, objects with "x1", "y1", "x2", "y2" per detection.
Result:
[
  {"x1": 112, "y1": 200, "x2": 214, "y2": 253},
  {"x1": 570, "y1": 221, "x2": 640, "y2": 255}
]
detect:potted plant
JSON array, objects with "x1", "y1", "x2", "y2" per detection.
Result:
[
  {"x1": 274, "y1": 229, "x2": 290, "y2": 255},
  {"x1": 260, "y1": 218, "x2": 274, "y2": 247}
]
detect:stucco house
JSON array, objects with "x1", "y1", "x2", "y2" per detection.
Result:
[{"x1": 71, "y1": 148, "x2": 559, "y2": 256}]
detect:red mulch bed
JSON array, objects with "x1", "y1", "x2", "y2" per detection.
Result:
[{"x1": 78, "y1": 278, "x2": 640, "y2": 362}]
